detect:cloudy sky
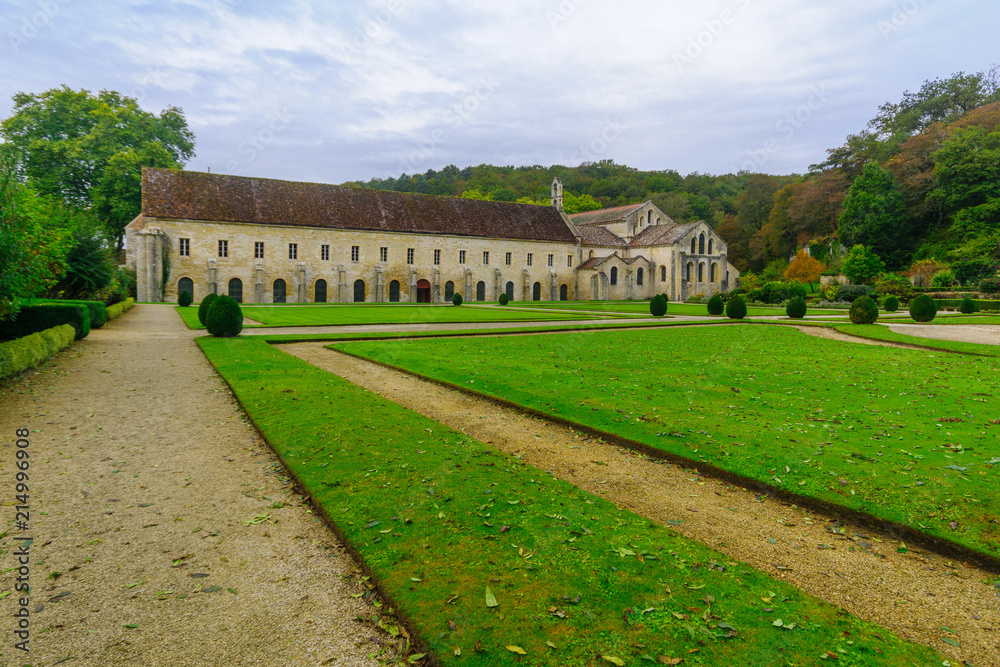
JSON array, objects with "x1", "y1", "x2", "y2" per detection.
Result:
[{"x1": 2, "y1": 0, "x2": 997, "y2": 185}]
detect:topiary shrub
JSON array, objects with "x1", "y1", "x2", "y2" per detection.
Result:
[
  {"x1": 785, "y1": 296, "x2": 807, "y2": 319},
  {"x1": 849, "y1": 296, "x2": 879, "y2": 324},
  {"x1": 883, "y1": 295, "x2": 899, "y2": 312},
  {"x1": 649, "y1": 294, "x2": 667, "y2": 317},
  {"x1": 909, "y1": 294, "x2": 938, "y2": 322},
  {"x1": 498, "y1": 293, "x2": 509, "y2": 306},
  {"x1": 726, "y1": 294, "x2": 747, "y2": 320},
  {"x1": 452, "y1": 293, "x2": 463, "y2": 306},
  {"x1": 205, "y1": 295, "x2": 243, "y2": 337},
  {"x1": 178, "y1": 290, "x2": 193, "y2": 307},
  {"x1": 959, "y1": 297, "x2": 977, "y2": 314},
  {"x1": 198, "y1": 293, "x2": 219, "y2": 326},
  {"x1": 0, "y1": 304, "x2": 91, "y2": 340},
  {"x1": 706, "y1": 294, "x2": 724, "y2": 315}
]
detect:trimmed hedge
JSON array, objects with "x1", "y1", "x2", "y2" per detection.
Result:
[
  {"x1": 909, "y1": 294, "x2": 938, "y2": 322},
  {"x1": 452, "y1": 293, "x2": 463, "y2": 306},
  {"x1": 649, "y1": 294, "x2": 667, "y2": 317},
  {"x1": 726, "y1": 294, "x2": 747, "y2": 319},
  {"x1": 206, "y1": 295, "x2": 244, "y2": 337},
  {"x1": 959, "y1": 297, "x2": 977, "y2": 314},
  {"x1": 35, "y1": 299, "x2": 107, "y2": 329},
  {"x1": 178, "y1": 290, "x2": 193, "y2": 307},
  {"x1": 198, "y1": 293, "x2": 219, "y2": 326},
  {"x1": 0, "y1": 304, "x2": 91, "y2": 340},
  {"x1": 106, "y1": 298, "x2": 135, "y2": 321},
  {"x1": 934, "y1": 298, "x2": 1000, "y2": 311},
  {"x1": 883, "y1": 295, "x2": 899, "y2": 312},
  {"x1": 849, "y1": 296, "x2": 879, "y2": 324},
  {"x1": 706, "y1": 294, "x2": 724, "y2": 315},
  {"x1": 785, "y1": 296, "x2": 807, "y2": 319},
  {"x1": 0, "y1": 324, "x2": 75, "y2": 381},
  {"x1": 498, "y1": 293, "x2": 509, "y2": 306}
]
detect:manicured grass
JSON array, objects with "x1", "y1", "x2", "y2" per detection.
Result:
[
  {"x1": 176, "y1": 303, "x2": 634, "y2": 329},
  {"x1": 508, "y1": 301, "x2": 846, "y2": 318},
  {"x1": 835, "y1": 324, "x2": 1000, "y2": 357},
  {"x1": 199, "y1": 336, "x2": 942, "y2": 666},
  {"x1": 335, "y1": 325, "x2": 1000, "y2": 561}
]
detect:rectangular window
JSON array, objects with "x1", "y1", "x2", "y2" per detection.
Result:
[
  {"x1": 321, "y1": 244, "x2": 330, "y2": 261},
  {"x1": 526, "y1": 253, "x2": 533, "y2": 266},
  {"x1": 351, "y1": 246, "x2": 360, "y2": 262},
  {"x1": 254, "y1": 241, "x2": 264, "y2": 259},
  {"x1": 434, "y1": 249, "x2": 441, "y2": 265},
  {"x1": 407, "y1": 248, "x2": 414, "y2": 264},
  {"x1": 567, "y1": 254, "x2": 573, "y2": 268},
  {"x1": 459, "y1": 250, "x2": 466, "y2": 264},
  {"x1": 547, "y1": 254, "x2": 554, "y2": 267},
  {"x1": 289, "y1": 243, "x2": 298, "y2": 260},
  {"x1": 380, "y1": 247, "x2": 388, "y2": 262},
  {"x1": 505, "y1": 252, "x2": 511, "y2": 266},
  {"x1": 218, "y1": 240, "x2": 228, "y2": 258},
  {"x1": 179, "y1": 238, "x2": 190, "y2": 257},
  {"x1": 483, "y1": 251, "x2": 489, "y2": 265}
]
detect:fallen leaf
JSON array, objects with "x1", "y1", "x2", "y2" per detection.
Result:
[
  {"x1": 485, "y1": 587, "x2": 498, "y2": 608},
  {"x1": 602, "y1": 657, "x2": 625, "y2": 666},
  {"x1": 506, "y1": 645, "x2": 527, "y2": 655}
]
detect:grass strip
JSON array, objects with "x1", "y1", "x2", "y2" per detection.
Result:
[
  {"x1": 506, "y1": 301, "x2": 845, "y2": 317},
  {"x1": 833, "y1": 324, "x2": 1000, "y2": 357},
  {"x1": 198, "y1": 336, "x2": 942, "y2": 667},
  {"x1": 333, "y1": 325, "x2": 1000, "y2": 562}
]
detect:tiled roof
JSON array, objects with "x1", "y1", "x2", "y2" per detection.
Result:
[
  {"x1": 628, "y1": 222, "x2": 699, "y2": 247},
  {"x1": 141, "y1": 169, "x2": 579, "y2": 243},
  {"x1": 578, "y1": 225, "x2": 626, "y2": 247},
  {"x1": 567, "y1": 202, "x2": 647, "y2": 226},
  {"x1": 577, "y1": 256, "x2": 609, "y2": 270}
]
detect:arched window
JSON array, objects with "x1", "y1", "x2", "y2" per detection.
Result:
[
  {"x1": 647, "y1": 211, "x2": 652, "y2": 226},
  {"x1": 560, "y1": 284, "x2": 568, "y2": 301},
  {"x1": 710, "y1": 263, "x2": 718, "y2": 283},
  {"x1": 698, "y1": 264, "x2": 704, "y2": 282},
  {"x1": 389, "y1": 280, "x2": 400, "y2": 302},
  {"x1": 273, "y1": 279, "x2": 286, "y2": 303},
  {"x1": 445, "y1": 281, "x2": 454, "y2": 301},
  {"x1": 505, "y1": 281, "x2": 515, "y2": 301},
  {"x1": 708, "y1": 238, "x2": 714, "y2": 255},
  {"x1": 353, "y1": 279, "x2": 365, "y2": 303},
  {"x1": 228, "y1": 278, "x2": 242, "y2": 303},
  {"x1": 589, "y1": 250, "x2": 595, "y2": 258},
  {"x1": 315, "y1": 279, "x2": 327, "y2": 303},
  {"x1": 690, "y1": 238, "x2": 696, "y2": 254},
  {"x1": 178, "y1": 277, "x2": 194, "y2": 301},
  {"x1": 610, "y1": 266, "x2": 618, "y2": 285},
  {"x1": 476, "y1": 281, "x2": 486, "y2": 301},
  {"x1": 533, "y1": 282, "x2": 541, "y2": 301},
  {"x1": 686, "y1": 263, "x2": 693, "y2": 281},
  {"x1": 636, "y1": 267, "x2": 644, "y2": 286},
  {"x1": 661, "y1": 265, "x2": 666, "y2": 282},
  {"x1": 699, "y1": 233, "x2": 705, "y2": 254}
]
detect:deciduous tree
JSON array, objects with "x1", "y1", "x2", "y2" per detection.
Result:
[{"x1": 784, "y1": 249, "x2": 825, "y2": 291}]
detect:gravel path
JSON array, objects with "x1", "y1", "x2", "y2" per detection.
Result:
[
  {"x1": 0, "y1": 305, "x2": 390, "y2": 666},
  {"x1": 284, "y1": 341, "x2": 1000, "y2": 667},
  {"x1": 887, "y1": 323, "x2": 1000, "y2": 345}
]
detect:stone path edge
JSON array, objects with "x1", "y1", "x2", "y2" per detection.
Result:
[
  {"x1": 191, "y1": 340, "x2": 437, "y2": 667},
  {"x1": 329, "y1": 345, "x2": 1000, "y2": 575}
]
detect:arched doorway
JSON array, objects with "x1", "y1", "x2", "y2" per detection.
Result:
[
  {"x1": 178, "y1": 277, "x2": 194, "y2": 301},
  {"x1": 229, "y1": 278, "x2": 242, "y2": 303},
  {"x1": 273, "y1": 279, "x2": 286, "y2": 303},
  {"x1": 532, "y1": 282, "x2": 541, "y2": 301},
  {"x1": 505, "y1": 281, "x2": 515, "y2": 301},
  {"x1": 445, "y1": 281, "x2": 455, "y2": 301},
  {"x1": 353, "y1": 279, "x2": 365, "y2": 303},
  {"x1": 416, "y1": 279, "x2": 431, "y2": 303},
  {"x1": 476, "y1": 281, "x2": 486, "y2": 302},
  {"x1": 315, "y1": 279, "x2": 327, "y2": 303},
  {"x1": 389, "y1": 280, "x2": 401, "y2": 302},
  {"x1": 560, "y1": 284, "x2": 568, "y2": 301}
]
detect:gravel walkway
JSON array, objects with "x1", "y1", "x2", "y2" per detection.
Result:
[{"x1": 0, "y1": 305, "x2": 389, "y2": 666}]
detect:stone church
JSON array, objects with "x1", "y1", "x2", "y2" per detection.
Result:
[{"x1": 127, "y1": 168, "x2": 737, "y2": 304}]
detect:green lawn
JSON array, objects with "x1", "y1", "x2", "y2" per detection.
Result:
[
  {"x1": 334, "y1": 325, "x2": 1000, "y2": 561},
  {"x1": 198, "y1": 336, "x2": 942, "y2": 666},
  {"x1": 506, "y1": 301, "x2": 846, "y2": 318},
  {"x1": 835, "y1": 323, "x2": 1000, "y2": 357}
]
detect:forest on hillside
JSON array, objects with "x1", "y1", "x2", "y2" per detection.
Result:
[{"x1": 348, "y1": 66, "x2": 1000, "y2": 288}]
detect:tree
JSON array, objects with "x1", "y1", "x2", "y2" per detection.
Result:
[
  {"x1": 784, "y1": 249, "x2": 825, "y2": 291},
  {"x1": 1, "y1": 86, "x2": 195, "y2": 249},
  {"x1": 931, "y1": 125, "x2": 1000, "y2": 240},
  {"x1": 838, "y1": 163, "x2": 909, "y2": 268},
  {"x1": 841, "y1": 245, "x2": 886, "y2": 285}
]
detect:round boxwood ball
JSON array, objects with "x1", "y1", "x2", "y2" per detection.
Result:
[
  {"x1": 785, "y1": 296, "x2": 807, "y2": 319},
  {"x1": 649, "y1": 294, "x2": 667, "y2": 317},
  {"x1": 205, "y1": 295, "x2": 244, "y2": 337},
  {"x1": 849, "y1": 295, "x2": 879, "y2": 324},
  {"x1": 178, "y1": 290, "x2": 193, "y2": 307},
  {"x1": 726, "y1": 294, "x2": 747, "y2": 320},
  {"x1": 498, "y1": 293, "x2": 509, "y2": 306},
  {"x1": 707, "y1": 294, "x2": 724, "y2": 315},
  {"x1": 452, "y1": 293, "x2": 463, "y2": 306},
  {"x1": 197, "y1": 292, "x2": 219, "y2": 325},
  {"x1": 883, "y1": 295, "x2": 899, "y2": 312},
  {"x1": 959, "y1": 297, "x2": 977, "y2": 314},
  {"x1": 909, "y1": 294, "x2": 938, "y2": 322}
]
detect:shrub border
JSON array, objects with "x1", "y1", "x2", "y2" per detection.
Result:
[{"x1": 0, "y1": 324, "x2": 76, "y2": 381}]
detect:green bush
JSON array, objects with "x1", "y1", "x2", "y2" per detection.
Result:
[
  {"x1": 959, "y1": 297, "x2": 977, "y2": 314},
  {"x1": 649, "y1": 294, "x2": 667, "y2": 317},
  {"x1": 498, "y1": 293, "x2": 509, "y2": 306},
  {"x1": 874, "y1": 273, "x2": 914, "y2": 300},
  {"x1": 834, "y1": 284, "x2": 871, "y2": 303},
  {"x1": 909, "y1": 294, "x2": 938, "y2": 322},
  {"x1": 178, "y1": 290, "x2": 193, "y2": 307},
  {"x1": 0, "y1": 324, "x2": 76, "y2": 381},
  {"x1": 0, "y1": 304, "x2": 91, "y2": 340},
  {"x1": 785, "y1": 296, "x2": 807, "y2": 319},
  {"x1": 849, "y1": 296, "x2": 879, "y2": 324},
  {"x1": 747, "y1": 281, "x2": 807, "y2": 304},
  {"x1": 198, "y1": 293, "x2": 219, "y2": 326},
  {"x1": 726, "y1": 294, "x2": 747, "y2": 320},
  {"x1": 706, "y1": 294, "x2": 724, "y2": 315},
  {"x1": 979, "y1": 277, "x2": 1000, "y2": 293},
  {"x1": 452, "y1": 293, "x2": 463, "y2": 306},
  {"x1": 684, "y1": 293, "x2": 705, "y2": 303},
  {"x1": 205, "y1": 295, "x2": 243, "y2": 337},
  {"x1": 933, "y1": 298, "x2": 1000, "y2": 311},
  {"x1": 729, "y1": 288, "x2": 746, "y2": 297},
  {"x1": 39, "y1": 299, "x2": 107, "y2": 329},
  {"x1": 106, "y1": 298, "x2": 134, "y2": 321},
  {"x1": 883, "y1": 295, "x2": 899, "y2": 312}
]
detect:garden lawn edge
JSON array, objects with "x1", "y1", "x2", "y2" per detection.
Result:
[
  {"x1": 332, "y1": 345, "x2": 1000, "y2": 574},
  {"x1": 833, "y1": 324, "x2": 1000, "y2": 357}
]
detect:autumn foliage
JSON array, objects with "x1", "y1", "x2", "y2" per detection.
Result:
[{"x1": 783, "y1": 250, "x2": 825, "y2": 290}]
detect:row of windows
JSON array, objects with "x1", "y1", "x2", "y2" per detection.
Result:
[
  {"x1": 690, "y1": 233, "x2": 714, "y2": 255},
  {"x1": 180, "y1": 239, "x2": 573, "y2": 267}
]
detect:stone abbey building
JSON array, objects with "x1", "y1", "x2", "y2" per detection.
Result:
[{"x1": 127, "y1": 168, "x2": 738, "y2": 304}]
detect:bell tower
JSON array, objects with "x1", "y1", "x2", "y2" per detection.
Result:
[{"x1": 551, "y1": 177, "x2": 564, "y2": 211}]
